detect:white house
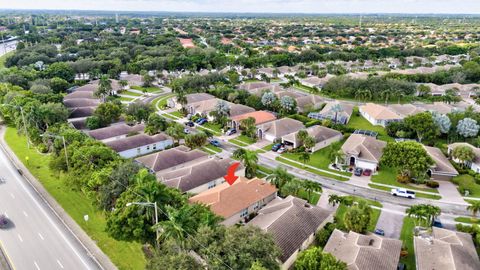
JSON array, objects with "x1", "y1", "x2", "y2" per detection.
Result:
[
  {"x1": 340, "y1": 134, "x2": 387, "y2": 172},
  {"x1": 359, "y1": 103, "x2": 403, "y2": 127},
  {"x1": 257, "y1": 118, "x2": 305, "y2": 142},
  {"x1": 105, "y1": 133, "x2": 173, "y2": 158},
  {"x1": 282, "y1": 125, "x2": 343, "y2": 152},
  {"x1": 448, "y1": 142, "x2": 480, "y2": 173}
]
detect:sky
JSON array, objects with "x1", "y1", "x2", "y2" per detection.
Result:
[{"x1": 2, "y1": 0, "x2": 480, "y2": 14}]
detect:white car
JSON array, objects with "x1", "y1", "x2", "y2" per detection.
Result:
[{"x1": 391, "y1": 188, "x2": 415, "y2": 199}]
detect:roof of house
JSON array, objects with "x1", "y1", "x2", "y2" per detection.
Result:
[
  {"x1": 248, "y1": 196, "x2": 332, "y2": 262},
  {"x1": 414, "y1": 227, "x2": 480, "y2": 270},
  {"x1": 69, "y1": 118, "x2": 87, "y2": 130},
  {"x1": 238, "y1": 82, "x2": 271, "y2": 91},
  {"x1": 258, "y1": 118, "x2": 305, "y2": 138},
  {"x1": 341, "y1": 134, "x2": 387, "y2": 163},
  {"x1": 360, "y1": 103, "x2": 402, "y2": 120},
  {"x1": 295, "y1": 94, "x2": 324, "y2": 111},
  {"x1": 423, "y1": 146, "x2": 459, "y2": 176},
  {"x1": 63, "y1": 98, "x2": 101, "y2": 108},
  {"x1": 64, "y1": 91, "x2": 95, "y2": 100},
  {"x1": 230, "y1": 111, "x2": 277, "y2": 126},
  {"x1": 185, "y1": 93, "x2": 216, "y2": 104},
  {"x1": 188, "y1": 177, "x2": 277, "y2": 218},
  {"x1": 319, "y1": 102, "x2": 354, "y2": 119},
  {"x1": 388, "y1": 104, "x2": 425, "y2": 117},
  {"x1": 448, "y1": 142, "x2": 480, "y2": 164},
  {"x1": 324, "y1": 229, "x2": 402, "y2": 270},
  {"x1": 105, "y1": 133, "x2": 170, "y2": 153},
  {"x1": 88, "y1": 123, "x2": 145, "y2": 141},
  {"x1": 158, "y1": 158, "x2": 236, "y2": 192},
  {"x1": 418, "y1": 102, "x2": 455, "y2": 115},
  {"x1": 189, "y1": 98, "x2": 219, "y2": 113},
  {"x1": 135, "y1": 146, "x2": 208, "y2": 172},
  {"x1": 229, "y1": 103, "x2": 256, "y2": 117},
  {"x1": 69, "y1": 106, "x2": 95, "y2": 118},
  {"x1": 282, "y1": 125, "x2": 342, "y2": 145}
]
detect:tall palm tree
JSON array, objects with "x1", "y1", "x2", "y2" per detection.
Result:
[
  {"x1": 330, "y1": 103, "x2": 343, "y2": 124},
  {"x1": 406, "y1": 204, "x2": 441, "y2": 227},
  {"x1": 467, "y1": 201, "x2": 480, "y2": 221},
  {"x1": 233, "y1": 149, "x2": 258, "y2": 178},
  {"x1": 95, "y1": 75, "x2": 113, "y2": 101},
  {"x1": 176, "y1": 91, "x2": 188, "y2": 113},
  {"x1": 166, "y1": 123, "x2": 184, "y2": 145},
  {"x1": 299, "y1": 152, "x2": 311, "y2": 167},
  {"x1": 302, "y1": 180, "x2": 322, "y2": 203},
  {"x1": 153, "y1": 205, "x2": 195, "y2": 247},
  {"x1": 266, "y1": 166, "x2": 293, "y2": 190},
  {"x1": 328, "y1": 194, "x2": 343, "y2": 207}
]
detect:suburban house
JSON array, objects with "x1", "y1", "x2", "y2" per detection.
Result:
[
  {"x1": 340, "y1": 134, "x2": 387, "y2": 172},
  {"x1": 105, "y1": 133, "x2": 173, "y2": 158},
  {"x1": 388, "y1": 104, "x2": 425, "y2": 118},
  {"x1": 423, "y1": 146, "x2": 459, "y2": 181},
  {"x1": 299, "y1": 74, "x2": 335, "y2": 89},
  {"x1": 88, "y1": 123, "x2": 145, "y2": 143},
  {"x1": 157, "y1": 157, "x2": 244, "y2": 194},
  {"x1": 309, "y1": 102, "x2": 354, "y2": 125},
  {"x1": 414, "y1": 227, "x2": 480, "y2": 270},
  {"x1": 257, "y1": 118, "x2": 305, "y2": 142},
  {"x1": 282, "y1": 125, "x2": 343, "y2": 152},
  {"x1": 418, "y1": 102, "x2": 457, "y2": 115},
  {"x1": 448, "y1": 142, "x2": 480, "y2": 173},
  {"x1": 167, "y1": 93, "x2": 216, "y2": 110},
  {"x1": 248, "y1": 196, "x2": 333, "y2": 270},
  {"x1": 359, "y1": 103, "x2": 403, "y2": 127},
  {"x1": 188, "y1": 177, "x2": 277, "y2": 226},
  {"x1": 228, "y1": 111, "x2": 277, "y2": 130},
  {"x1": 324, "y1": 229, "x2": 402, "y2": 270},
  {"x1": 293, "y1": 94, "x2": 324, "y2": 113},
  {"x1": 135, "y1": 145, "x2": 208, "y2": 173},
  {"x1": 185, "y1": 98, "x2": 255, "y2": 120},
  {"x1": 118, "y1": 72, "x2": 144, "y2": 88}
]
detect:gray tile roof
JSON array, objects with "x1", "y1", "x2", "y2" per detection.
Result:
[
  {"x1": 324, "y1": 229, "x2": 402, "y2": 270},
  {"x1": 105, "y1": 133, "x2": 170, "y2": 153},
  {"x1": 249, "y1": 196, "x2": 332, "y2": 262},
  {"x1": 64, "y1": 98, "x2": 101, "y2": 108},
  {"x1": 341, "y1": 134, "x2": 386, "y2": 163},
  {"x1": 88, "y1": 123, "x2": 145, "y2": 141},
  {"x1": 258, "y1": 118, "x2": 305, "y2": 138},
  {"x1": 135, "y1": 146, "x2": 208, "y2": 172}
]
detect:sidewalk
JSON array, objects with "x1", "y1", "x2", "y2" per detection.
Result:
[
  {"x1": 438, "y1": 181, "x2": 467, "y2": 205},
  {"x1": 0, "y1": 127, "x2": 117, "y2": 270}
]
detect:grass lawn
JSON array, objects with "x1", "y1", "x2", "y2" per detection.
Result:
[
  {"x1": 452, "y1": 174, "x2": 480, "y2": 198},
  {"x1": 346, "y1": 108, "x2": 394, "y2": 142},
  {"x1": 119, "y1": 90, "x2": 142, "y2": 97},
  {"x1": 276, "y1": 156, "x2": 349, "y2": 181},
  {"x1": 130, "y1": 86, "x2": 162, "y2": 93},
  {"x1": 455, "y1": 216, "x2": 480, "y2": 224},
  {"x1": 4, "y1": 127, "x2": 145, "y2": 270},
  {"x1": 0, "y1": 51, "x2": 13, "y2": 69},
  {"x1": 201, "y1": 122, "x2": 223, "y2": 134},
  {"x1": 334, "y1": 196, "x2": 382, "y2": 232},
  {"x1": 371, "y1": 167, "x2": 439, "y2": 193},
  {"x1": 399, "y1": 217, "x2": 416, "y2": 270},
  {"x1": 170, "y1": 111, "x2": 184, "y2": 118},
  {"x1": 229, "y1": 135, "x2": 257, "y2": 147},
  {"x1": 368, "y1": 183, "x2": 442, "y2": 200},
  {"x1": 297, "y1": 189, "x2": 321, "y2": 205},
  {"x1": 153, "y1": 94, "x2": 175, "y2": 109},
  {"x1": 281, "y1": 142, "x2": 352, "y2": 177},
  {"x1": 201, "y1": 144, "x2": 222, "y2": 154},
  {"x1": 118, "y1": 96, "x2": 135, "y2": 102}
]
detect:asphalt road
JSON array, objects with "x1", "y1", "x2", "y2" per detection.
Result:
[{"x1": 0, "y1": 147, "x2": 101, "y2": 270}]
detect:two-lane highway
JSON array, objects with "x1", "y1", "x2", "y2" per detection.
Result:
[{"x1": 0, "y1": 146, "x2": 101, "y2": 270}]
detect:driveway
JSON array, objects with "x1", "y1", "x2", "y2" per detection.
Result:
[
  {"x1": 348, "y1": 174, "x2": 371, "y2": 188},
  {"x1": 374, "y1": 203, "x2": 406, "y2": 239},
  {"x1": 438, "y1": 181, "x2": 467, "y2": 205}
]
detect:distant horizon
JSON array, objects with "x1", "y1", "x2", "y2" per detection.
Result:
[{"x1": 2, "y1": 0, "x2": 480, "y2": 15}]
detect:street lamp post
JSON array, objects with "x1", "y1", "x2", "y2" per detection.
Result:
[
  {"x1": 41, "y1": 133, "x2": 69, "y2": 171},
  {"x1": 126, "y1": 201, "x2": 159, "y2": 244},
  {"x1": 1, "y1": 104, "x2": 30, "y2": 148}
]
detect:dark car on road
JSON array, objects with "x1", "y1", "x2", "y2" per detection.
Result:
[
  {"x1": 185, "y1": 121, "x2": 194, "y2": 127},
  {"x1": 374, "y1": 229, "x2": 385, "y2": 236},
  {"x1": 210, "y1": 140, "x2": 221, "y2": 147},
  {"x1": 354, "y1": 167, "x2": 363, "y2": 176},
  {"x1": 0, "y1": 214, "x2": 8, "y2": 229},
  {"x1": 225, "y1": 129, "x2": 237, "y2": 136}
]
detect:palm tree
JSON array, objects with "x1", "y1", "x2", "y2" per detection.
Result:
[
  {"x1": 467, "y1": 201, "x2": 480, "y2": 221},
  {"x1": 119, "y1": 80, "x2": 128, "y2": 91},
  {"x1": 328, "y1": 194, "x2": 343, "y2": 207},
  {"x1": 280, "y1": 179, "x2": 302, "y2": 197},
  {"x1": 153, "y1": 205, "x2": 195, "y2": 247},
  {"x1": 299, "y1": 152, "x2": 311, "y2": 167},
  {"x1": 406, "y1": 204, "x2": 441, "y2": 227},
  {"x1": 266, "y1": 166, "x2": 293, "y2": 190},
  {"x1": 302, "y1": 180, "x2": 322, "y2": 203},
  {"x1": 95, "y1": 75, "x2": 113, "y2": 101},
  {"x1": 166, "y1": 123, "x2": 184, "y2": 145},
  {"x1": 330, "y1": 103, "x2": 343, "y2": 124},
  {"x1": 176, "y1": 91, "x2": 188, "y2": 113},
  {"x1": 233, "y1": 149, "x2": 258, "y2": 178}
]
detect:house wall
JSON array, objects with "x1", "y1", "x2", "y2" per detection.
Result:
[
  {"x1": 220, "y1": 192, "x2": 277, "y2": 226},
  {"x1": 117, "y1": 139, "x2": 173, "y2": 159},
  {"x1": 264, "y1": 133, "x2": 278, "y2": 143}
]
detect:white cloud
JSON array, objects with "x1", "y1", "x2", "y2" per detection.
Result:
[{"x1": 2, "y1": 0, "x2": 480, "y2": 14}]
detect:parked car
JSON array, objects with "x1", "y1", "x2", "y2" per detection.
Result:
[
  {"x1": 354, "y1": 167, "x2": 363, "y2": 176},
  {"x1": 433, "y1": 218, "x2": 443, "y2": 228},
  {"x1": 225, "y1": 129, "x2": 237, "y2": 136},
  {"x1": 374, "y1": 229, "x2": 385, "y2": 236},
  {"x1": 197, "y1": 118, "x2": 208, "y2": 125},
  {"x1": 185, "y1": 121, "x2": 194, "y2": 127},
  {"x1": 277, "y1": 147, "x2": 286, "y2": 154},
  {"x1": 210, "y1": 140, "x2": 221, "y2": 147},
  {"x1": 0, "y1": 214, "x2": 8, "y2": 229},
  {"x1": 183, "y1": 128, "x2": 190, "y2": 134},
  {"x1": 271, "y1": 143, "x2": 284, "y2": 152},
  {"x1": 194, "y1": 118, "x2": 204, "y2": 123},
  {"x1": 391, "y1": 188, "x2": 416, "y2": 199},
  {"x1": 363, "y1": 169, "x2": 372, "y2": 176}
]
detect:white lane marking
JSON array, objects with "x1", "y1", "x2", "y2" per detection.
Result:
[
  {"x1": 23, "y1": 210, "x2": 28, "y2": 217},
  {"x1": 38, "y1": 232, "x2": 44, "y2": 240},
  {"x1": 17, "y1": 234, "x2": 23, "y2": 242},
  {"x1": 34, "y1": 261, "x2": 41, "y2": 270},
  {"x1": 10, "y1": 193, "x2": 15, "y2": 199},
  {"x1": 57, "y1": 259, "x2": 64, "y2": 269},
  {"x1": 0, "y1": 151, "x2": 94, "y2": 269}
]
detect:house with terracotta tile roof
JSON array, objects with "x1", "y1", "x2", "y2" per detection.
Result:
[
  {"x1": 324, "y1": 229, "x2": 402, "y2": 270},
  {"x1": 359, "y1": 103, "x2": 403, "y2": 127},
  {"x1": 248, "y1": 196, "x2": 333, "y2": 270},
  {"x1": 189, "y1": 177, "x2": 277, "y2": 226},
  {"x1": 229, "y1": 111, "x2": 277, "y2": 130}
]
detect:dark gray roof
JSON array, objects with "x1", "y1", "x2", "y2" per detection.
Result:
[
  {"x1": 64, "y1": 98, "x2": 100, "y2": 108},
  {"x1": 69, "y1": 118, "x2": 87, "y2": 130},
  {"x1": 64, "y1": 90, "x2": 95, "y2": 100},
  {"x1": 88, "y1": 123, "x2": 145, "y2": 140},
  {"x1": 69, "y1": 107, "x2": 95, "y2": 118},
  {"x1": 106, "y1": 133, "x2": 169, "y2": 153},
  {"x1": 135, "y1": 146, "x2": 207, "y2": 172},
  {"x1": 249, "y1": 196, "x2": 332, "y2": 262}
]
